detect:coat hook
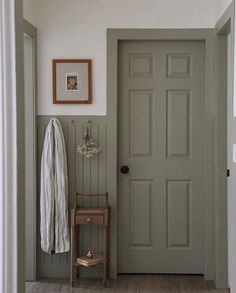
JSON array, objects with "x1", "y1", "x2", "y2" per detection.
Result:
[
  {"x1": 85, "y1": 120, "x2": 91, "y2": 137},
  {"x1": 70, "y1": 119, "x2": 75, "y2": 123}
]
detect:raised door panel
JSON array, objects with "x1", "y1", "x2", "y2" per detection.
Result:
[
  {"x1": 129, "y1": 180, "x2": 153, "y2": 247},
  {"x1": 166, "y1": 180, "x2": 190, "y2": 248},
  {"x1": 129, "y1": 54, "x2": 154, "y2": 77},
  {"x1": 167, "y1": 90, "x2": 190, "y2": 158},
  {"x1": 130, "y1": 90, "x2": 152, "y2": 157},
  {"x1": 167, "y1": 54, "x2": 192, "y2": 78}
]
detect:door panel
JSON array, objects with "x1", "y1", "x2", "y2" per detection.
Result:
[
  {"x1": 166, "y1": 180, "x2": 190, "y2": 248},
  {"x1": 118, "y1": 40, "x2": 205, "y2": 273},
  {"x1": 130, "y1": 180, "x2": 153, "y2": 247},
  {"x1": 167, "y1": 90, "x2": 190, "y2": 158},
  {"x1": 130, "y1": 90, "x2": 152, "y2": 157}
]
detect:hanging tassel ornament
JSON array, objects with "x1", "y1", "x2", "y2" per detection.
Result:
[{"x1": 77, "y1": 121, "x2": 101, "y2": 159}]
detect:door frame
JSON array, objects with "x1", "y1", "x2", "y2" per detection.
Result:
[
  {"x1": 0, "y1": 0, "x2": 25, "y2": 292},
  {"x1": 107, "y1": 29, "x2": 216, "y2": 281},
  {"x1": 23, "y1": 19, "x2": 38, "y2": 281},
  {"x1": 214, "y1": 1, "x2": 235, "y2": 289}
]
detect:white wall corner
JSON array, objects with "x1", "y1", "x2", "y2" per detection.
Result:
[{"x1": 215, "y1": 0, "x2": 234, "y2": 23}]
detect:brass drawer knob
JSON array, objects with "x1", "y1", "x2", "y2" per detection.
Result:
[{"x1": 86, "y1": 217, "x2": 92, "y2": 223}]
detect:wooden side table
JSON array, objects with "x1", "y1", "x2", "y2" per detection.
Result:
[{"x1": 70, "y1": 192, "x2": 109, "y2": 287}]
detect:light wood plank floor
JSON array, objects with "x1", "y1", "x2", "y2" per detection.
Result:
[{"x1": 26, "y1": 275, "x2": 229, "y2": 293}]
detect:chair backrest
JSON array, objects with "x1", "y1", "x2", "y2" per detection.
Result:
[{"x1": 74, "y1": 192, "x2": 108, "y2": 208}]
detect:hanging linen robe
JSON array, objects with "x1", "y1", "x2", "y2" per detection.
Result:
[{"x1": 40, "y1": 118, "x2": 70, "y2": 254}]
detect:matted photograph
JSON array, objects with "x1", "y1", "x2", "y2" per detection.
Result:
[
  {"x1": 53, "y1": 59, "x2": 92, "y2": 104},
  {"x1": 66, "y1": 73, "x2": 78, "y2": 91}
]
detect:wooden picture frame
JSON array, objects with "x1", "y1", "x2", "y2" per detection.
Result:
[{"x1": 53, "y1": 59, "x2": 92, "y2": 104}]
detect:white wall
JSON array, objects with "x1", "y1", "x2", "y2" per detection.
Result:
[
  {"x1": 215, "y1": 0, "x2": 232, "y2": 22},
  {"x1": 24, "y1": 0, "x2": 215, "y2": 116},
  {"x1": 23, "y1": 0, "x2": 36, "y2": 26}
]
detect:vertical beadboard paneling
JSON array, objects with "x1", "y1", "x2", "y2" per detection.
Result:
[
  {"x1": 37, "y1": 116, "x2": 108, "y2": 278},
  {"x1": 37, "y1": 120, "x2": 47, "y2": 268}
]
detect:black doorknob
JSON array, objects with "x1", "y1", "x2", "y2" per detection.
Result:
[{"x1": 120, "y1": 165, "x2": 129, "y2": 174}]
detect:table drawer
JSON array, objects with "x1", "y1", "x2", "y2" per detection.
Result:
[{"x1": 76, "y1": 214, "x2": 104, "y2": 225}]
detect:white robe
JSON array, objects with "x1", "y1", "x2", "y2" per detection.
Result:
[{"x1": 40, "y1": 118, "x2": 70, "y2": 254}]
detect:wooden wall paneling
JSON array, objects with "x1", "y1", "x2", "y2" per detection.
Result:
[
  {"x1": 37, "y1": 116, "x2": 108, "y2": 278},
  {"x1": 90, "y1": 123, "x2": 99, "y2": 254},
  {"x1": 37, "y1": 119, "x2": 47, "y2": 270},
  {"x1": 97, "y1": 123, "x2": 107, "y2": 254},
  {"x1": 76, "y1": 123, "x2": 84, "y2": 267}
]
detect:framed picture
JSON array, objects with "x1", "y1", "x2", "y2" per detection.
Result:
[{"x1": 53, "y1": 59, "x2": 92, "y2": 104}]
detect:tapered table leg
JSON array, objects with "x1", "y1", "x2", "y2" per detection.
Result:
[
  {"x1": 103, "y1": 225, "x2": 109, "y2": 287},
  {"x1": 70, "y1": 210, "x2": 76, "y2": 287}
]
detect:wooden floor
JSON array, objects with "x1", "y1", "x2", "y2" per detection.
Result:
[{"x1": 26, "y1": 275, "x2": 229, "y2": 293}]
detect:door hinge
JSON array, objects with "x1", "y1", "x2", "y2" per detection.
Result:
[{"x1": 227, "y1": 169, "x2": 230, "y2": 177}]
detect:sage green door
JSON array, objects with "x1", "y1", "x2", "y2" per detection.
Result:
[{"x1": 118, "y1": 40, "x2": 205, "y2": 273}]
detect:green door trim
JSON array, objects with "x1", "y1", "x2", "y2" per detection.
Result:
[
  {"x1": 214, "y1": 1, "x2": 235, "y2": 289},
  {"x1": 23, "y1": 19, "x2": 37, "y2": 281},
  {"x1": 107, "y1": 29, "x2": 216, "y2": 281}
]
